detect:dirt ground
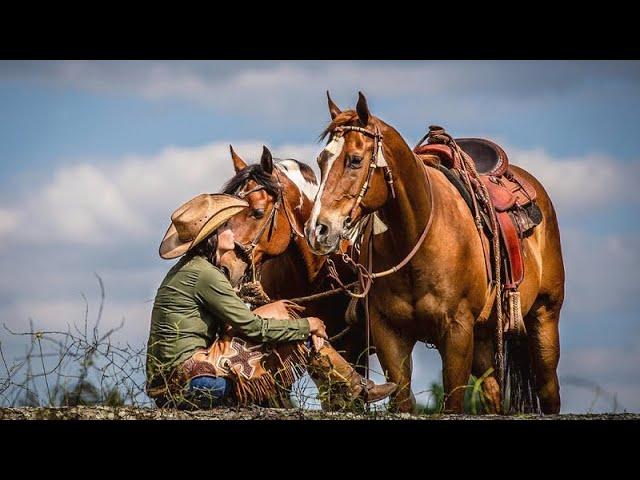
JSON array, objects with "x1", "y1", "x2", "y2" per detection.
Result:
[{"x1": 1, "y1": 406, "x2": 637, "y2": 420}]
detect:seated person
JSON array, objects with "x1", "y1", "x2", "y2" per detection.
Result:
[{"x1": 145, "y1": 193, "x2": 397, "y2": 409}]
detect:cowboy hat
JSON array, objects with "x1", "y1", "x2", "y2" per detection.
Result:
[{"x1": 159, "y1": 193, "x2": 249, "y2": 260}]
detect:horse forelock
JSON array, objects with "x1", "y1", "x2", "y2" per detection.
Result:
[
  {"x1": 319, "y1": 110, "x2": 360, "y2": 141},
  {"x1": 221, "y1": 163, "x2": 280, "y2": 198}
]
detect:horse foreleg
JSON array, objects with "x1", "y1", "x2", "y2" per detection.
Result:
[
  {"x1": 371, "y1": 313, "x2": 416, "y2": 413},
  {"x1": 439, "y1": 315, "x2": 474, "y2": 413},
  {"x1": 339, "y1": 324, "x2": 368, "y2": 377},
  {"x1": 472, "y1": 326, "x2": 502, "y2": 414},
  {"x1": 526, "y1": 300, "x2": 561, "y2": 414}
]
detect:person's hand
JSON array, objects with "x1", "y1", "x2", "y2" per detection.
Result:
[
  {"x1": 311, "y1": 333, "x2": 325, "y2": 351},
  {"x1": 307, "y1": 317, "x2": 328, "y2": 340}
]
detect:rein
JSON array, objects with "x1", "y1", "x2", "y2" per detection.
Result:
[
  {"x1": 322, "y1": 123, "x2": 435, "y2": 299},
  {"x1": 316, "y1": 122, "x2": 437, "y2": 385},
  {"x1": 233, "y1": 168, "x2": 365, "y2": 344}
]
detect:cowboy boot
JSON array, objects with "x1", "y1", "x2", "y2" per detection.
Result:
[{"x1": 308, "y1": 343, "x2": 397, "y2": 410}]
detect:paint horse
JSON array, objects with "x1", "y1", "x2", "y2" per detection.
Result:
[
  {"x1": 305, "y1": 92, "x2": 565, "y2": 414},
  {"x1": 219, "y1": 145, "x2": 368, "y2": 408}
]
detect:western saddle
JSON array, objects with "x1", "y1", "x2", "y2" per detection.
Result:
[{"x1": 414, "y1": 126, "x2": 542, "y2": 334}]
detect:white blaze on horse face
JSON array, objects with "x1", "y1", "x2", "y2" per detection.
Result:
[{"x1": 308, "y1": 136, "x2": 345, "y2": 234}]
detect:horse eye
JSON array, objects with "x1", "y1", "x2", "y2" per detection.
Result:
[
  {"x1": 250, "y1": 209, "x2": 265, "y2": 219},
  {"x1": 347, "y1": 155, "x2": 363, "y2": 169}
]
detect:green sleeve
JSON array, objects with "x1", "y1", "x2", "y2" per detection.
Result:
[{"x1": 195, "y1": 265, "x2": 310, "y2": 343}]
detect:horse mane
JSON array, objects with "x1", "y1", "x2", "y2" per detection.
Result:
[
  {"x1": 221, "y1": 163, "x2": 281, "y2": 197},
  {"x1": 277, "y1": 159, "x2": 318, "y2": 185},
  {"x1": 221, "y1": 159, "x2": 318, "y2": 199},
  {"x1": 319, "y1": 110, "x2": 360, "y2": 140}
]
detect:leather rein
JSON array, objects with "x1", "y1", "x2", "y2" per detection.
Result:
[
  {"x1": 317, "y1": 123, "x2": 436, "y2": 386},
  {"x1": 323, "y1": 123, "x2": 436, "y2": 299}
]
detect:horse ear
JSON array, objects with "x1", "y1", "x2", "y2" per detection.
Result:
[
  {"x1": 230, "y1": 145, "x2": 248, "y2": 173},
  {"x1": 327, "y1": 90, "x2": 341, "y2": 120},
  {"x1": 261, "y1": 146, "x2": 273, "y2": 174},
  {"x1": 356, "y1": 91, "x2": 370, "y2": 126}
]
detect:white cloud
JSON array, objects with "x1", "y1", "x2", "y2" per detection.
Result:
[
  {"x1": 2, "y1": 296, "x2": 154, "y2": 347},
  {"x1": 4, "y1": 61, "x2": 639, "y2": 122},
  {"x1": 3, "y1": 139, "x2": 636, "y2": 249},
  {"x1": 0, "y1": 208, "x2": 17, "y2": 236},
  {"x1": 509, "y1": 147, "x2": 640, "y2": 215},
  {"x1": 561, "y1": 229, "x2": 640, "y2": 314},
  {"x1": 0, "y1": 141, "x2": 320, "y2": 247}
]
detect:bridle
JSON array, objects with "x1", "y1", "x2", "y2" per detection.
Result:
[
  {"x1": 320, "y1": 121, "x2": 435, "y2": 297},
  {"x1": 329, "y1": 124, "x2": 396, "y2": 231},
  {"x1": 318, "y1": 121, "x2": 435, "y2": 389},
  {"x1": 234, "y1": 170, "x2": 305, "y2": 282}
]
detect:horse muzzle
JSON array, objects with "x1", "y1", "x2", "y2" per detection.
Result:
[
  {"x1": 220, "y1": 248, "x2": 251, "y2": 287},
  {"x1": 304, "y1": 216, "x2": 347, "y2": 255}
]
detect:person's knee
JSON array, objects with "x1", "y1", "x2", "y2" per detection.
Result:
[
  {"x1": 189, "y1": 375, "x2": 230, "y2": 397},
  {"x1": 183, "y1": 375, "x2": 231, "y2": 409}
]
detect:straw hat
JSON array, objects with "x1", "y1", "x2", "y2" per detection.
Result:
[{"x1": 159, "y1": 193, "x2": 249, "y2": 260}]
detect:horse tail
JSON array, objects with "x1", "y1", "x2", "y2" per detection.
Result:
[{"x1": 503, "y1": 332, "x2": 541, "y2": 414}]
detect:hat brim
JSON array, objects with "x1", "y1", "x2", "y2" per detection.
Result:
[{"x1": 159, "y1": 204, "x2": 248, "y2": 260}]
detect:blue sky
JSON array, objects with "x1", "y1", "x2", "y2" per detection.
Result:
[{"x1": 0, "y1": 60, "x2": 638, "y2": 412}]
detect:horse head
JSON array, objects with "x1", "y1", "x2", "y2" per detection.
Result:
[
  {"x1": 220, "y1": 145, "x2": 317, "y2": 285},
  {"x1": 305, "y1": 91, "x2": 392, "y2": 255}
]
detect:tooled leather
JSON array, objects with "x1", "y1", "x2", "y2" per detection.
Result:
[
  {"x1": 181, "y1": 355, "x2": 219, "y2": 379},
  {"x1": 481, "y1": 172, "x2": 537, "y2": 212},
  {"x1": 497, "y1": 211, "x2": 524, "y2": 287}
]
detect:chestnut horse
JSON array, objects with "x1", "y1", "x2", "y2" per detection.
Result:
[
  {"x1": 305, "y1": 92, "x2": 565, "y2": 414},
  {"x1": 219, "y1": 146, "x2": 368, "y2": 405}
]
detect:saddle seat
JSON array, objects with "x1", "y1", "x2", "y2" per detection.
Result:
[
  {"x1": 415, "y1": 137, "x2": 509, "y2": 176},
  {"x1": 414, "y1": 136, "x2": 540, "y2": 291}
]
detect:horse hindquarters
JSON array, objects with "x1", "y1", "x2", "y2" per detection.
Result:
[
  {"x1": 519, "y1": 297, "x2": 560, "y2": 414},
  {"x1": 510, "y1": 164, "x2": 564, "y2": 414}
]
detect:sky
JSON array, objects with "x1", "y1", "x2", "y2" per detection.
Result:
[{"x1": 0, "y1": 60, "x2": 638, "y2": 412}]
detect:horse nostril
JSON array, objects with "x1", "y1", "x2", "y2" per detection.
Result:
[{"x1": 316, "y1": 223, "x2": 329, "y2": 238}]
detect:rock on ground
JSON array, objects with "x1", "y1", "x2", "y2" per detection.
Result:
[{"x1": 0, "y1": 406, "x2": 638, "y2": 420}]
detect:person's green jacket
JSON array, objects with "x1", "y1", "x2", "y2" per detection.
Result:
[{"x1": 145, "y1": 255, "x2": 310, "y2": 388}]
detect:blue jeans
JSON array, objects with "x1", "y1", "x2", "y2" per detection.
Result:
[{"x1": 181, "y1": 375, "x2": 231, "y2": 409}]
